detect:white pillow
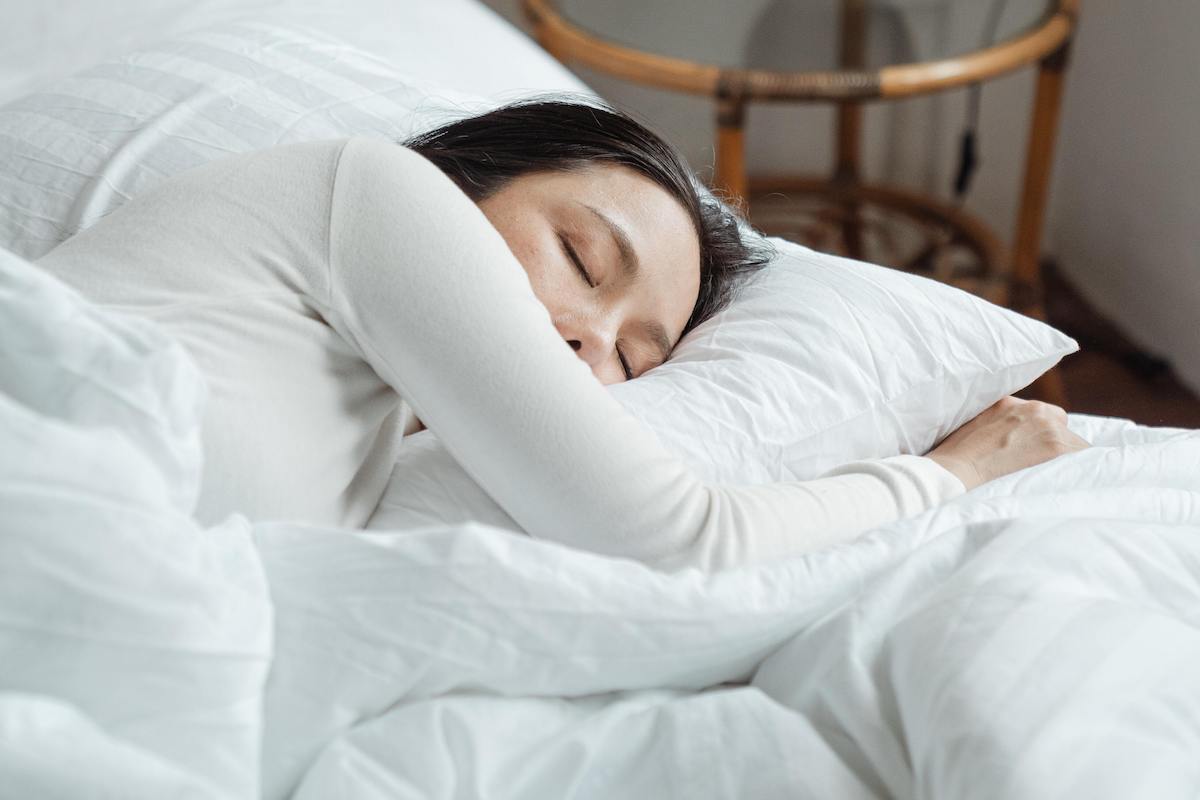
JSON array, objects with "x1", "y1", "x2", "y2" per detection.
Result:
[
  {"x1": 0, "y1": 21, "x2": 1077, "y2": 534},
  {"x1": 0, "y1": 0, "x2": 588, "y2": 107},
  {"x1": 610, "y1": 239, "x2": 1077, "y2": 483},
  {"x1": 0, "y1": 21, "x2": 504, "y2": 259},
  {"x1": 370, "y1": 239, "x2": 1076, "y2": 530}
]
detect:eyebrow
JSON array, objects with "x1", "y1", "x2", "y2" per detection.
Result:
[
  {"x1": 580, "y1": 203, "x2": 673, "y2": 368},
  {"x1": 581, "y1": 203, "x2": 640, "y2": 279}
]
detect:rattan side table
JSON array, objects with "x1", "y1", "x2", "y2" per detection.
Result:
[{"x1": 524, "y1": 0, "x2": 1078, "y2": 405}]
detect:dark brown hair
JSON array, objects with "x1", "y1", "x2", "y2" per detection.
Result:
[{"x1": 403, "y1": 99, "x2": 772, "y2": 335}]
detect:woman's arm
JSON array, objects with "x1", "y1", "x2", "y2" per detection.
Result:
[{"x1": 325, "y1": 137, "x2": 964, "y2": 570}]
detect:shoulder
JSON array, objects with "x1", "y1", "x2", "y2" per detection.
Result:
[
  {"x1": 333, "y1": 136, "x2": 478, "y2": 218},
  {"x1": 339, "y1": 136, "x2": 432, "y2": 169},
  {"x1": 337, "y1": 137, "x2": 463, "y2": 193}
]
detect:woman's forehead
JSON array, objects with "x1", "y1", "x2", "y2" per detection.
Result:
[{"x1": 552, "y1": 166, "x2": 697, "y2": 252}]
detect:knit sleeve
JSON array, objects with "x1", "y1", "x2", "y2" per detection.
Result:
[{"x1": 324, "y1": 137, "x2": 964, "y2": 571}]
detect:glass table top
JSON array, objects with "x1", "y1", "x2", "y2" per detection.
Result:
[{"x1": 556, "y1": 0, "x2": 1058, "y2": 73}]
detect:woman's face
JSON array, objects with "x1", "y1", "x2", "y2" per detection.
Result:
[{"x1": 477, "y1": 165, "x2": 701, "y2": 384}]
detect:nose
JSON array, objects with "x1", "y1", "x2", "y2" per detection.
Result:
[{"x1": 555, "y1": 314, "x2": 617, "y2": 370}]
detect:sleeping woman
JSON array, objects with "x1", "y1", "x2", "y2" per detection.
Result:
[{"x1": 36, "y1": 100, "x2": 1088, "y2": 571}]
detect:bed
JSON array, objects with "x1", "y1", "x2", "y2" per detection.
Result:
[{"x1": 2, "y1": 2, "x2": 1199, "y2": 798}]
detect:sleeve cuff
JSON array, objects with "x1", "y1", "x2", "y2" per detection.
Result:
[{"x1": 819, "y1": 454, "x2": 967, "y2": 518}]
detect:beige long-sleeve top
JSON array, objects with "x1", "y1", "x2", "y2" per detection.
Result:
[{"x1": 37, "y1": 137, "x2": 964, "y2": 570}]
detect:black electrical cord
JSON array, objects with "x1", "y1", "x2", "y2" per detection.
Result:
[{"x1": 953, "y1": 0, "x2": 1010, "y2": 201}]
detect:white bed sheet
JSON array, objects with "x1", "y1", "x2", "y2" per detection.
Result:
[{"x1": 3, "y1": 244, "x2": 1200, "y2": 800}]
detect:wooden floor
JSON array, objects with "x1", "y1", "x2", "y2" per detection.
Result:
[{"x1": 1016, "y1": 261, "x2": 1200, "y2": 429}]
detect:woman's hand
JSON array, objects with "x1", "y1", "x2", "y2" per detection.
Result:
[{"x1": 927, "y1": 396, "x2": 1090, "y2": 491}]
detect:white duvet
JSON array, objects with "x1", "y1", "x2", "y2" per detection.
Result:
[{"x1": 3, "y1": 249, "x2": 1200, "y2": 799}]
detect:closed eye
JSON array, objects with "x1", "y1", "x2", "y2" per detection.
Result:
[
  {"x1": 616, "y1": 345, "x2": 633, "y2": 381},
  {"x1": 559, "y1": 233, "x2": 596, "y2": 288}
]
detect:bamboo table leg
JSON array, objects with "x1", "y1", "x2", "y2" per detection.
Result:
[
  {"x1": 834, "y1": 102, "x2": 864, "y2": 258},
  {"x1": 715, "y1": 90, "x2": 748, "y2": 204},
  {"x1": 1013, "y1": 43, "x2": 1072, "y2": 408},
  {"x1": 836, "y1": 0, "x2": 867, "y2": 259}
]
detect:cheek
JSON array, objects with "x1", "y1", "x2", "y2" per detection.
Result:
[
  {"x1": 510, "y1": 234, "x2": 555, "y2": 291},
  {"x1": 495, "y1": 226, "x2": 569, "y2": 309},
  {"x1": 477, "y1": 198, "x2": 573, "y2": 312},
  {"x1": 489, "y1": 218, "x2": 531, "y2": 267},
  {"x1": 487, "y1": 214, "x2": 548, "y2": 280}
]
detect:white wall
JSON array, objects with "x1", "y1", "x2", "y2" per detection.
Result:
[
  {"x1": 483, "y1": 0, "x2": 1200, "y2": 393},
  {"x1": 1046, "y1": 0, "x2": 1200, "y2": 394}
]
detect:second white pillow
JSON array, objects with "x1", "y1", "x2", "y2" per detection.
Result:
[{"x1": 609, "y1": 238, "x2": 1078, "y2": 484}]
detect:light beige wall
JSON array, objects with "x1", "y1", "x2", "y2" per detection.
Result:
[
  {"x1": 1046, "y1": 0, "x2": 1200, "y2": 394},
  {"x1": 482, "y1": 0, "x2": 1200, "y2": 394}
]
